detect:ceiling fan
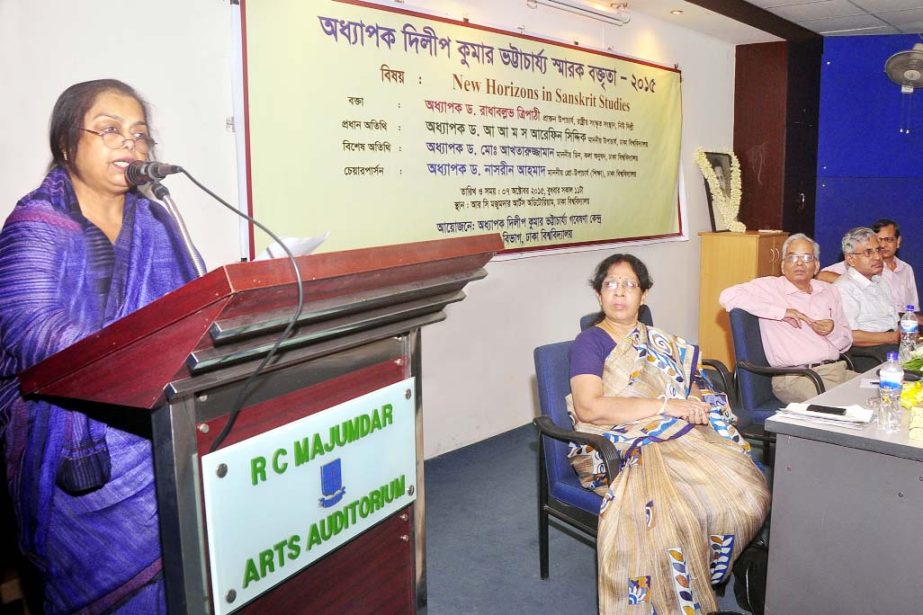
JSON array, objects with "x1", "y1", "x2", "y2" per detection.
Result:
[{"x1": 884, "y1": 42, "x2": 923, "y2": 134}]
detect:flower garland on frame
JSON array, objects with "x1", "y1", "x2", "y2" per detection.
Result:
[{"x1": 695, "y1": 147, "x2": 745, "y2": 232}]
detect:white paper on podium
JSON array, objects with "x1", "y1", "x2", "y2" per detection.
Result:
[{"x1": 255, "y1": 231, "x2": 330, "y2": 260}]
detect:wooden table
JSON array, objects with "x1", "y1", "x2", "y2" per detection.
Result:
[{"x1": 764, "y1": 369, "x2": 923, "y2": 614}]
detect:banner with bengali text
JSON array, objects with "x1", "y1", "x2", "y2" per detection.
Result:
[{"x1": 241, "y1": 0, "x2": 683, "y2": 254}]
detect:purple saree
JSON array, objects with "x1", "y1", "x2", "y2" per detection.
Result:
[{"x1": 0, "y1": 167, "x2": 198, "y2": 614}]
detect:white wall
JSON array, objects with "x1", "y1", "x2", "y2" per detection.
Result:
[
  {"x1": 0, "y1": 0, "x2": 736, "y2": 458},
  {"x1": 0, "y1": 0, "x2": 242, "y2": 268}
]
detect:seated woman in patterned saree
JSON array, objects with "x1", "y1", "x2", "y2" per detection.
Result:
[{"x1": 568, "y1": 254, "x2": 770, "y2": 614}]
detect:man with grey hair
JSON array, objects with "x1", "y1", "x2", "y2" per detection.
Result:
[
  {"x1": 720, "y1": 233, "x2": 855, "y2": 403},
  {"x1": 817, "y1": 218, "x2": 918, "y2": 312},
  {"x1": 833, "y1": 226, "x2": 899, "y2": 371}
]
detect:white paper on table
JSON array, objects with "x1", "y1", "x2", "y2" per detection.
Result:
[
  {"x1": 254, "y1": 231, "x2": 330, "y2": 260},
  {"x1": 860, "y1": 378, "x2": 880, "y2": 389},
  {"x1": 781, "y1": 403, "x2": 874, "y2": 424}
]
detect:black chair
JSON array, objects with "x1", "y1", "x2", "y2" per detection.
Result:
[
  {"x1": 533, "y1": 340, "x2": 617, "y2": 579},
  {"x1": 728, "y1": 308, "x2": 856, "y2": 461},
  {"x1": 846, "y1": 345, "x2": 892, "y2": 374}
]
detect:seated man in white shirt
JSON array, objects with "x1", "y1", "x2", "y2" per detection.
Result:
[
  {"x1": 719, "y1": 233, "x2": 855, "y2": 403},
  {"x1": 832, "y1": 227, "x2": 900, "y2": 371},
  {"x1": 817, "y1": 218, "x2": 919, "y2": 313}
]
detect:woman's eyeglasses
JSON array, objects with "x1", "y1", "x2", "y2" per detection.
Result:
[
  {"x1": 81, "y1": 127, "x2": 155, "y2": 154},
  {"x1": 849, "y1": 247, "x2": 885, "y2": 258},
  {"x1": 782, "y1": 254, "x2": 817, "y2": 264},
  {"x1": 602, "y1": 279, "x2": 641, "y2": 291}
]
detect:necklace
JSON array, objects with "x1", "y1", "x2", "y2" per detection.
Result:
[{"x1": 598, "y1": 318, "x2": 638, "y2": 340}]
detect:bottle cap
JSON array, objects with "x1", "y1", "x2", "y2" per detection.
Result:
[{"x1": 887, "y1": 351, "x2": 899, "y2": 361}]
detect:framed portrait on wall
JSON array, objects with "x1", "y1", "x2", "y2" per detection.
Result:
[
  {"x1": 695, "y1": 148, "x2": 744, "y2": 232},
  {"x1": 703, "y1": 152, "x2": 730, "y2": 232},
  {"x1": 705, "y1": 153, "x2": 732, "y2": 199}
]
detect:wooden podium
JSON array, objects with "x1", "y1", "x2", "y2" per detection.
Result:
[{"x1": 20, "y1": 234, "x2": 502, "y2": 614}]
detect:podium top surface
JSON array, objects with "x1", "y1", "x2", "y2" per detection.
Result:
[{"x1": 21, "y1": 234, "x2": 502, "y2": 409}]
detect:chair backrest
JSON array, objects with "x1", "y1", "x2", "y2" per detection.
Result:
[
  {"x1": 728, "y1": 308, "x2": 781, "y2": 426},
  {"x1": 578, "y1": 304, "x2": 653, "y2": 331},
  {"x1": 540, "y1": 306, "x2": 652, "y2": 469},
  {"x1": 535, "y1": 306, "x2": 651, "y2": 492},
  {"x1": 534, "y1": 341, "x2": 581, "y2": 491}
]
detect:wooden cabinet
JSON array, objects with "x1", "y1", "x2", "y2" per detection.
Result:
[{"x1": 698, "y1": 231, "x2": 788, "y2": 368}]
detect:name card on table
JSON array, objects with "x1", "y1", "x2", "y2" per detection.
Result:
[{"x1": 201, "y1": 378, "x2": 417, "y2": 614}]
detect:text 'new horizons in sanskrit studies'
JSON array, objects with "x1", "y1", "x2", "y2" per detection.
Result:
[{"x1": 242, "y1": 0, "x2": 682, "y2": 253}]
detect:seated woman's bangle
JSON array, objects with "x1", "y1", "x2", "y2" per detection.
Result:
[
  {"x1": 688, "y1": 395, "x2": 701, "y2": 402},
  {"x1": 658, "y1": 396, "x2": 668, "y2": 415}
]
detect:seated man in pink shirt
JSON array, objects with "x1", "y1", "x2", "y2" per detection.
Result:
[{"x1": 719, "y1": 233, "x2": 856, "y2": 403}]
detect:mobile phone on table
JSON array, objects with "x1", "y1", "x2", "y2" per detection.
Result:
[{"x1": 805, "y1": 404, "x2": 847, "y2": 416}]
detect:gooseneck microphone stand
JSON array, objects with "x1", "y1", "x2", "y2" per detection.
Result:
[
  {"x1": 149, "y1": 180, "x2": 207, "y2": 278},
  {"x1": 144, "y1": 168, "x2": 305, "y2": 453}
]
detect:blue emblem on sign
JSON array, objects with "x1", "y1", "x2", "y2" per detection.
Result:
[{"x1": 319, "y1": 459, "x2": 347, "y2": 508}]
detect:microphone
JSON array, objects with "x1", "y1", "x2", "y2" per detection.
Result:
[{"x1": 125, "y1": 160, "x2": 183, "y2": 186}]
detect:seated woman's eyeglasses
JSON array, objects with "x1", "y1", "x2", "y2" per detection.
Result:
[
  {"x1": 603, "y1": 279, "x2": 640, "y2": 291},
  {"x1": 81, "y1": 127, "x2": 156, "y2": 155},
  {"x1": 850, "y1": 247, "x2": 885, "y2": 258},
  {"x1": 783, "y1": 254, "x2": 817, "y2": 264}
]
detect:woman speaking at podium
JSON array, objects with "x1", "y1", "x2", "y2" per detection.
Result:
[{"x1": 0, "y1": 80, "x2": 199, "y2": 613}]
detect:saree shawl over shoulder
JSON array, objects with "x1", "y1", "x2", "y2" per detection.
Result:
[
  {"x1": 0, "y1": 167, "x2": 198, "y2": 614},
  {"x1": 567, "y1": 324, "x2": 770, "y2": 614}
]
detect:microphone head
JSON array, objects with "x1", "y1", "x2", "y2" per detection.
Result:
[
  {"x1": 125, "y1": 160, "x2": 182, "y2": 186},
  {"x1": 125, "y1": 160, "x2": 150, "y2": 186}
]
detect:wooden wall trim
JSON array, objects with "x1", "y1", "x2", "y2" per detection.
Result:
[
  {"x1": 734, "y1": 42, "x2": 788, "y2": 230},
  {"x1": 684, "y1": 0, "x2": 822, "y2": 43}
]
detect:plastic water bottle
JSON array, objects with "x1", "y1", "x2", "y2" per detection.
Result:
[
  {"x1": 879, "y1": 351, "x2": 904, "y2": 432},
  {"x1": 899, "y1": 305, "x2": 918, "y2": 363},
  {"x1": 880, "y1": 352, "x2": 904, "y2": 395}
]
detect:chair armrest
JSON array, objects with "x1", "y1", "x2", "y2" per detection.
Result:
[
  {"x1": 840, "y1": 353, "x2": 856, "y2": 371},
  {"x1": 849, "y1": 346, "x2": 888, "y2": 363},
  {"x1": 701, "y1": 358, "x2": 735, "y2": 406},
  {"x1": 533, "y1": 416, "x2": 621, "y2": 482},
  {"x1": 737, "y1": 360, "x2": 826, "y2": 395}
]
